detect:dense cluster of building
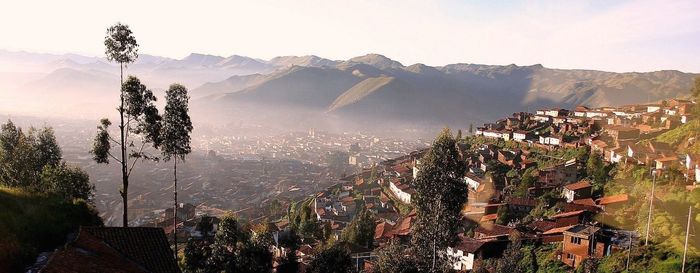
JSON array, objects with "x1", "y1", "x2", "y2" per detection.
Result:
[
  {"x1": 475, "y1": 99, "x2": 699, "y2": 183},
  {"x1": 43, "y1": 98, "x2": 697, "y2": 272},
  {"x1": 299, "y1": 98, "x2": 697, "y2": 271},
  {"x1": 199, "y1": 128, "x2": 428, "y2": 168}
]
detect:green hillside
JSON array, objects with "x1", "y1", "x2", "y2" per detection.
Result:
[
  {"x1": 656, "y1": 119, "x2": 700, "y2": 154},
  {"x1": 0, "y1": 187, "x2": 102, "y2": 272}
]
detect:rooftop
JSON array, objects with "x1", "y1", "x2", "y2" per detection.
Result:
[{"x1": 564, "y1": 180, "x2": 592, "y2": 191}]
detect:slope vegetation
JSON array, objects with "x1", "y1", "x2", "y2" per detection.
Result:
[{"x1": 0, "y1": 187, "x2": 102, "y2": 272}]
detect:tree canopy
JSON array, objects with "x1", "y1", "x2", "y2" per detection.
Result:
[
  {"x1": 104, "y1": 23, "x2": 138, "y2": 64},
  {"x1": 0, "y1": 120, "x2": 94, "y2": 202},
  {"x1": 411, "y1": 128, "x2": 468, "y2": 272}
]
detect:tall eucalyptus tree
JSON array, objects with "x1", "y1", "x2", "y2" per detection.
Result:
[{"x1": 160, "y1": 83, "x2": 193, "y2": 255}]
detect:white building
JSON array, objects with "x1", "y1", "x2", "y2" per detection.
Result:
[
  {"x1": 482, "y1": 130, "x2": 503, "y2": 139},
  {"x1": 539, "y1": 135, "x2": 562, "y2": 146},
  {"x1": 545, "y1": 109, "x2": 565, "y2": 117},
  {"x1": 513, "y1": 131, "x2": 528, "y2": 142},
  {"x1": 412, "y1": 159, "x2": 421, "y2": 179},
  {"x1": 647, "y1": 105, "x2": 661, "y2": 113},
  {"x1": 533, "y1": 115, "x2": 551, "y2": 122},
  {"x1": 446, "y1": 238, "x2": 485, "y2": 271},
  {"x1": 464, "y1": 173, "x2": 483, "y2": 191},
  {"x1": 586, "y1": 111, "x2": 608, "y2": 118},
  {"x1": 389, "y1": 180, "x2": 413, "y2": 204}
]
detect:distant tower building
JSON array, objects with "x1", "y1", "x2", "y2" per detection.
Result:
[
  {"x1": 349, "y1": 143, "x2": 361, "y2": 153},
  {"x1": 309, "y1": 128, "x2": 315, "y2": 138}
]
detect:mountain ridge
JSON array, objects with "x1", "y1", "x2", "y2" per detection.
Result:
[{"x1": 1, "y1": 49, "x2": 697, "y2": 130}]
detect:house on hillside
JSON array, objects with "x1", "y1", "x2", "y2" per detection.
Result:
[
  {"x1": 562, "y1": 181, "x2": 592, "y2": 203},
  {"x1": 596, "y1": 194, "x2": 629, "y2": 212},
  {"x1": 31, "y1": 227, "x2": 180, "y2": 273},
  {"x1": 446, "y1": 237, "x2": 486, "y2": 271},
  {"x1": 164, "y1": 202, "x2": 196, "y2": 222},
  {"x1": 655, "y1": 156, "x2": 679, "y2": 170},
  {"x1": 513, "y1": 130, "x2": 533, "y2": 142},
  {"x1": 687, "y1": 154, "x2": 700, "y2": 183},
  {"x1": 506, "y1": 197, "x2": 538, "y2": 213},
  {"x1": 538, "y1": 160, "x2": 578, "y2": 186},
  {"x1": 646, "y1": 104, "x2": 662, "y2": 113},
  {"x1": 605, "y1": 126, "x2": 640, "y2": 142},
  {"x1": 539, "y1": 135, "x2": 563, "y2": 146},
  {"x1": 561, "y1": 225, "x2": 615, "y2": 268},
  {"x1": 482, "y1": 130, "x2": 504, "y2": 139},
  {"x1": 537, "y1": 108, "x2": 568, "y2": 117},
  {"x1": 464, "y1": 173, "x2": 485, "y2": 191},
  {"x1": 474, "y1": 223, "x2": 513, "y2": 239},
  {"x1": 389, "y1": 178, "x2": 414, "y2": 204}
]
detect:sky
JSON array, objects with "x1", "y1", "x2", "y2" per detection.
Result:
[{"x1": 1, "y1": 0, "x2": 699, "y2": 72}]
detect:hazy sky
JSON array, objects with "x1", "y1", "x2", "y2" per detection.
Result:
[{"x1": 2, "y1": 0, "x2": 699, "y2": 72}]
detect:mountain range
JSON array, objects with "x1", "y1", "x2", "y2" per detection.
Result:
[{"x1": 0, "y1": 49, "x2": 696, "y2": 132}]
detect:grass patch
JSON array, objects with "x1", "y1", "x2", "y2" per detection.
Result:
[
  {"x1": 656, "y1": 119, "x2": 700, "y2": 154},
  {"x1": 0, "y1": 187, "x2": 102, "y2": 272}
]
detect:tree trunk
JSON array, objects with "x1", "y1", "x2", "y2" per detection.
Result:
[
  {"x1": 119, "y1": 63, "x2": 129, "y2": 227},
  {"x1": 173, "y1": 156, "x2": 178, "y2": 259}
]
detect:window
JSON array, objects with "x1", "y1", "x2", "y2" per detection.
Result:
[
  {"x1": 567, "y1": 253, "x2": 574, "y2": 260},
  {"x1": 570, "y1": 236, "x2": 582, "y2": 244}
]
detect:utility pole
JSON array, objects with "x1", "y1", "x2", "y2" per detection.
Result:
[
  {"x1": 626, "y1": 230, "x2": 632, "y2": 271},
  {"x1": 645, "y1": 170, "x2": 656, "y2": 245},
  {"x1": 682, "y1": 206, "x2": 692, "y2": 273}
]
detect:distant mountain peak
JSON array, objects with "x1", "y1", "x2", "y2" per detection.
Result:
[
  {"x1": 347, "y1": 54, "x2": 404, "y2": 70},
  {"x1": 217, "y1": 55, "x2": 267, "y2": 67},
  {"x1": 268, "y1": 55, "x2": 339, "y2": 68},
  {"x1": 404, "y1": 63, "x2": 443, "y2": 76},
  {"x1": 184, "y1": 53, "x2": 224, "y2": 60}
]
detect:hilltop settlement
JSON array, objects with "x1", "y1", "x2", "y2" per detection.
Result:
[{"x1": 24, "y1": 97, "x2": 700, "y2": 272}]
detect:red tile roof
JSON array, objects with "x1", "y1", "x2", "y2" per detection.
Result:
[
  {"x1": 480, "y1": 214, "x2": 498, "y2": 222},
  {"x1": 394, "y1": 216, "x2": 414, "y2": 236},
  {"x1": 374, "y1": 222, "x2": 395, "y2": 240},
  {"x1": 81, "y1": 227, "x2": 180, "y2": 273},
  {"x1": 528, "y1": 220, "x2": 557, "y2": 232},
  {"x1": 572, "y1": 198, "x2": 596, "y2": 207},
  {"x1": 543, "y1": 225, "x2": 576, "y2": 235},
  {"x1": 39, "y1": 230, "x2": 149, "y2": 273},
  {"x1": 552, "y1": 210, "x2": 585, "y2": 219},
  {"x1": 597, "y1": 194, "x2": 629, "y2": 205},
  {"x1": 475, "y1": 224, "x2": 513, "y2": 237},
  {"x1": 453, "y1": 237, "x2": 487, "y2": 253},
  {"x1": 564, "y1": 181, "x2": 592, "y2": 191}
]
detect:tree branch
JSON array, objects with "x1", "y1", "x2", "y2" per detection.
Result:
[
  {"x1": 107, "y1": 134, "x2": 122, "y2": 147},
  {"x1": 108, "y1": 151, "x2": 123, "y2": 164},
  {"x1": 127, "y1": 142, "x2": 147, "y2": 176}
]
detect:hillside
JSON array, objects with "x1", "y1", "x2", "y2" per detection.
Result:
[
  {"x1": 655, "y1": 119, "x2": 700, "y2": 154},
  {"x1": 192, "y1": 73, "x2": 267, "y2": 98},
  {"x1": 0, "y1": 187, "x2": 102, "y2": 272},
  {"x1": 226, "y1": 66, "x2": 364, "y2": 109}
]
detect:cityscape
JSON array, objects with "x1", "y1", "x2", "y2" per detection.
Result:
[{"x1": 1, "y1": 1, "x2": 699, "y2": 273}]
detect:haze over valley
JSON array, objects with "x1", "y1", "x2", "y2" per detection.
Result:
[
  {"x1": 3, "y1": 48, "x2": 697, "y2": 227},
  {"x1": 2, "y1": 49, "x2": 697, "y2": 135}
]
